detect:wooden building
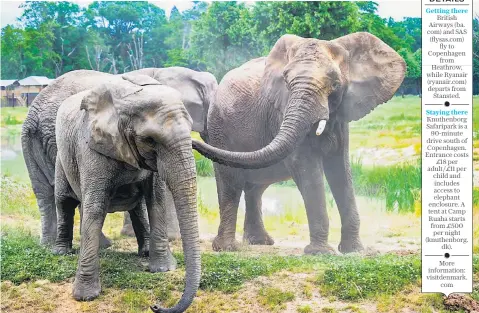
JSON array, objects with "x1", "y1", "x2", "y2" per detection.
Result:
[{"x1": 1, "y1": 76, "x2": 53, "y2": 107}]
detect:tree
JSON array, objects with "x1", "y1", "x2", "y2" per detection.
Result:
[
  {"x1": 189, "y1": 2, "x2": 260, "y2": 79},
  {"x1": 252, "y1": 1, "x2": 361, "y2": 53},
  {"x1": 84, "y1": 1, "x2": 167, "y2": 72},
  {"x1": 18, "y1": 1, "x2": 86, "y2": 77},
  {"x1": 1, "y1": 26, "x2": 25, "y2": 78}
]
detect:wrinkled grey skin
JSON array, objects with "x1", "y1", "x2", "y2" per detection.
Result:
[
  {"x1": 119, "y1": 68, "x2": 217, "y2": 239},
  {"x1": 121, "y1": 188, "x2": 180, "y2": 241},
  {"x1": 54, "y1": 72, "x2": 200, "y2": 313},
  {"x1": 192, "y1": 33, "x2": 406, "y2": 254},
  {"x1": 21, "y1": 66, "x2": 217, "y2": 246}
]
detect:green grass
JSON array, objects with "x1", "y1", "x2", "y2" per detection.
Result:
[
  {"x1": 0, "y1": 176, "x2": 38, "y2": 217},
  {"x1": 1, "y1": 228, "x2": 435, "y2": 300},
  {"x1": 1, "y1": 228, "x2": 77, "y2": 283},
  {"x1": 275, "y1": 158, "x2": 421, "y2": 213},
  {"x1": 297, "y1": 305, "x2": 313, "y2": 313},
  {"x1": 318, "y1": 254, "x2": 421, "y2": 301},
  {"x1": 351, "y1": 158, "x2": 421, "y2": 213},
  {"x1": 257, "y1": 287, "x2": 295, "y2": 311},
  {"x1": 1, "y1": 107, "x2": 28, "y2": 127},
  {"x1": 195, "y1": 152, "x2": 215, "y2": 177}
]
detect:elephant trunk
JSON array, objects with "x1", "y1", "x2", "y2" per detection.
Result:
[
  {"x1": 151, "y1": 138, "x2": 200, "y2": 313},
  {"x1": 193, "y1": 90, "x2": 328, "y2": 169}
]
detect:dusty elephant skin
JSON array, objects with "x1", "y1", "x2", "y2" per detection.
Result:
[
  {"x1": 192, "y1": 32, "x2": 406, "y2": 254},
  {"x1": 21, "y1": 67, "x2": 217, "y2": 246},
  {"x1": 54, "y1": 74, "x2": 200, "y2": 313},
  {"x1": 121, "y1": 187, "x2": 181, "y2": 241}
]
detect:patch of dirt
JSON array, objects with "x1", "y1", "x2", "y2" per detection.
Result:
[
  {"x1": 1, "y1": 280, "x2": 123, "y2": 313},
  {"x1": 388, "y1": 249, "x2": 419, "y2": 256},
  {"x1": 444, "y1": 294, "x2": 479, "y2": 313}
]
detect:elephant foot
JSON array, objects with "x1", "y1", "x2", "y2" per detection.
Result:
[
  {"x1": 304, "y1": 243, "x2": 337, "y2": 255},
  {"x1": 40, "y1": 234, "x2": 57, "y2": 247},
  {"x1": 243, "y1": 230, "x2": 274, "y2": 246},
  {"x1": 212, "y1": 236, "x2": 240, "y2": 252},
  {"x1": 138, "y1": 240, "x2": 150, "y2": 257},
  {"x1": 99, "y1": 233, "x2": 112, "y2": 249},
  {"x1": 120, "y1": 224, "x2": 136, "y2": 237},
  {"x1": 149, "y1": 249, "x2": 177, "y2": 273},
  {"x1": 338, "y1": 237, "x2": 364, "y2": 254},
  {"x1": 72, "y1": 276, "x2": 101, "y2": 301},
  {"x1": 52, "y1": 243, "x2": 73, "y2": 255}
]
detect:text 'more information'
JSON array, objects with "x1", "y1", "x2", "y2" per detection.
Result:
[{"x1": 422, "y1": 0, "x2": 473, "y2": 296}]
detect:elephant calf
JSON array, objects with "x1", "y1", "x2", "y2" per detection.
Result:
[
  {"x1": 54, "y1": 73, "x2": 200, "y2": 313},
  {"x1": 21, "y1": 66, "x2": 217, "y2": 248}
]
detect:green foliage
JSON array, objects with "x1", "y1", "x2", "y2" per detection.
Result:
[
  {"x1": 2, "y1": 115, "x2": 22, "y2": 126},
  {"x1": 2, "y1": 229, "x2": 320, "y2": 292},
  {"x1": 319, "y1": 254, "x2": 421, "y2": 300},
  {"x1": 1, "y1": 228, "x2": 77, "y2": 283},
  {"x1": 8, "y1": 229, "x2": 474, "y2": 304},
  {"x1": 258, "y1": 287, "x2": 295, "y2": 311},
  {"x1": 189, "y1": 1, "x2": 260, "y2": 80},
  {"x1": 0, "y1": 176, "x2": 38, "y2": 217},
  {"x1": 350, "y1": 158, "x2": 421, "y2": 213},
  {"x1": 198, "y1": 253, "x2": 319, "y2": 292},
  {"x1": 195, "y1": 156, "x2": 214, "y2": 177},
  {"x1": 1, "y1": 1, "x2": 448, "y2": 95},
  {"x1": 297, "y1": 305, "x2": 313, "y2": 313}
]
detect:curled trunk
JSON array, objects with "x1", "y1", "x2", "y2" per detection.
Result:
[
  {"x1": 151, "y1": 139, "x2": 200, "y2": 313},
  {"x1": 193, "y1": 95, "x2": 323, "y2": 169}
]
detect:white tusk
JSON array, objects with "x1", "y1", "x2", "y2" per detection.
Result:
[{"x1": 316, "y1": 120, "x2": 327, "y2": 136}]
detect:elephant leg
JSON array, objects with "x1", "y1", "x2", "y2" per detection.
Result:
[
  {"x1": 120, "y1": 211, "x2": 136, "y2": 237},
  {"x1": 165, "y1": 186, "x2": 181, "y2": 241},
  {"x1": 72, "y1": 191, "x2": 107, "y2": 301},
  {"x1": 286, "y1": 150, "x2": 335, "y2": 255},
  {"x1": 243, "y1": 183, "x2": 274, "y2": 245},
  {"x1": 78, "y1": 205, "x2": 112, "y2": 250},
  {"x1": 323, "y1": 125, "x2": 363, "y2": 253},
  {"x1": 52, "y1": 160, "x2": 78, "y2": 255},
  {"x1": 52, "y1": 197, "x2": 78, "y2": 255},
  {"x1": 37, "y1": 194, "x2": 57, "y2": 246},
  {"x1": 212, "y1": 165, "x2": 243, "y2": 252},
  {"x1": 146, "y1": 176, "x2": 176, "y2": 273},
  {"x1": 29, "y1": 169, "x2": 57, "y2": 246},
  {"x1": 129, "y1": 199, "x2": 150, "y2": 257},
  {"x1": 22, "y1": 133, "x2": 57, "y2": 246}
]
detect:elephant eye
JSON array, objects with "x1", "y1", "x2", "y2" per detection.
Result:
[
  {"x1": 332, "y1": 81, "x2": 341, "y2": 90},
  {"x1": 142, "y1": 136, "x2": 156, "y2": 146}
]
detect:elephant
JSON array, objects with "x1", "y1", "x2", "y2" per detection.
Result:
[
  {"x1": 21, "y1": 66, "x2": 217, "y2": 246},
  {"x1": 118, "y1": 67, "x2": 217, "y2": 240},
  {"x1": 192, "y1": 32, "x2": 406, "y2": 254},
  {"x1": 120, "y1": 188, "x2": 180, "y2": 241},
  {"x1": 53, "y1": 71, "x2": 200, "y2": 313}
]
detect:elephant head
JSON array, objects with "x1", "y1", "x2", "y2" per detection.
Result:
[
  {"x1": 192, "y1": 32, "x2": 406, "y2": 168},
  {"x1": 80, "y1": 75, "x2": 200, "y2": 313},
  {"x1": 125, "y1": 67, "x2": 219, "y2": 142}
]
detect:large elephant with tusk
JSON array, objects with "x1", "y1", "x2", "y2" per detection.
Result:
[{"x1": 192, "y1": 32, "x2": 406, "y2": 254}]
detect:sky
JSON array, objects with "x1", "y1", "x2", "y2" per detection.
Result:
[{"x1": 0, "y1": 0, "x2": 478, "y2": 28}]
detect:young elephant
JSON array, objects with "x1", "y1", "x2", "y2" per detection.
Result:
[
  {"x1": 54, "y1": 75, "x2": 200, "y2": 313},
  {"x1": 192, "y1": 32, "x2": 406, "y2": 254},
  {"x1": 21, "y1": 67, "x2": 217, "y2": 246}
]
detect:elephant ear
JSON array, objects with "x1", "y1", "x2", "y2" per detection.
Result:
[
  {"x1": 262, "y1": 34, "x2": 305, "y2": 101},
  {"x1": 121, "y1": 73, "x2": 162, "y2": 86},
  {"x1": 332, "y1": 32, "x2": 406, "y2": 122},
  {"x1": 80, "y1": 83, "x2": 143, "y2": 169}
]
